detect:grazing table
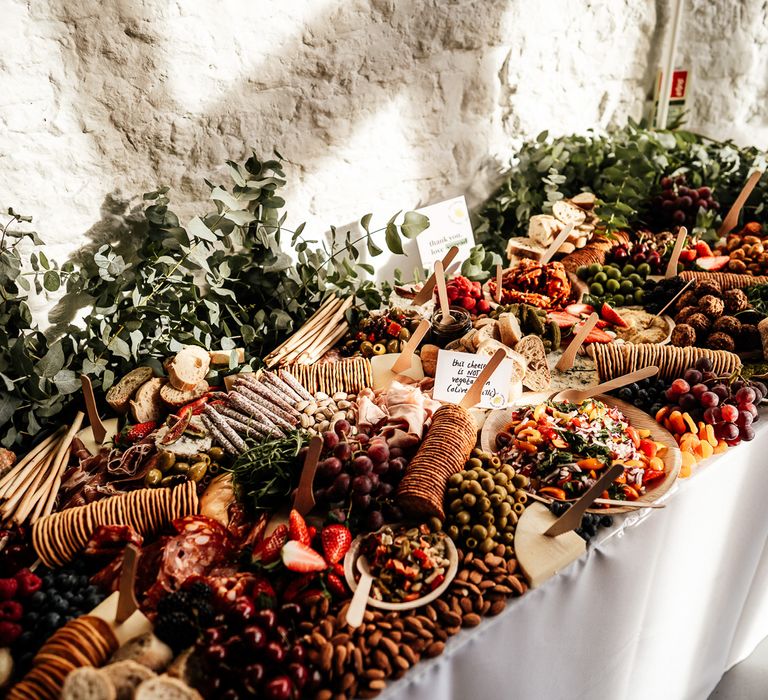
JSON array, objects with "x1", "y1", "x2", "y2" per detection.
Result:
[{"x1": 382, "y1": 419, "x2": 768, "y2": 700}]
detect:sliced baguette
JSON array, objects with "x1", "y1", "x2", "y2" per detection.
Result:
[
  {"x1": 515, "y1": 335, "x2": 551, "y2": 391},
  {"x1": 110, "y1": 633, "x2": 173, "y2": 672},
  {"x1": 106, "y1": 367, "x2": 155, "y2": 414},
  {"x1": 134, "y1": 675, "x2": 203, "y2": 700},
  {"x1": 208, "y1": 348, "x2": 245, "y2": 366},
  {"x1": 159, "y1": 381, "x2": 209, "y2": 408},
  {"x1": 167, "y1": 346, "x2": 210, "y2": 392},
  {"x1": 498, "y1": 313, "x2": 523, "y2": 347},
  {"x1": 130, "y1": 378, "x2": 167, "y2": 423},
  {"x1": 61, "y1": 667, "x2": 116, "y2": 700},
  {"x1": 102, "y1": 661, "x2": 155, "y2": 700}
]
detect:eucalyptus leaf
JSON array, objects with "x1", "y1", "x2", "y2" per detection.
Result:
[
  {"x1": 384, "y1": 223, "x2": 404, "y2": 255},
  {"x1": 401, "y1": 211, "x2": 429, "y2": 238}
]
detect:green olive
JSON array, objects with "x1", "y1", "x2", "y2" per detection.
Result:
[
  {"x1": 157, "y1": 451, "x2": 176, "y2": 472},
  {"x1": 489, "y1": 493, "x2": 504, "y2": 508},
  {"x1": 515, "y1": 492, "x2": 528, "y2": 505},
  {"x1": 460, "y1": 524, "x2": 471, "y2": 538},
  {"x1": 490, "y1": 456, "x2": 501, "y2": 468},
  {"x1": 449, "y1": 498, "x2": 464, "y2": 513},
  {"x1": 479, "y1": 538, "x2": 495, "y2": 554},
  {"x1": 513, "y1": 502, "x2": 525, "y2": 515},
  {"x1": 189, "y1": 462, "x2": 208, "y2": 482},
  {"x1": 513, "y1": 474, "x2": 529, "y2": 488},
  {"x1": 398, "y1": 327, "x2": 411, "y2": 341},
  {"x1": 446, "y1": 488, "x2": 459, "y2": 500},
  {"x1": 459, "y1": 480, "x2": 471, "y2": 493},
  {"x1": 192, "y1": 453, "x2": 211, "y2": 466},
  {"x1": 161, "y1": 475, "x2": 186, "y2": 488},
  {"x1": 502, "y1": 466, "x2": 516, "y2": 480},
  {"x1": 428, "y1": 517, "x2": 443, "y2": 533},
  {"x1": 174, "y1": 461, "x2": 190, "y2": 474},
  {"x1": 471, "y1": 524, "x2": 488, "y2": 540},
  {"x1": 471, "y1": 448, "x2": 484, "y2": 459},
  {"x1": 464, "y1": 470, "x2": 478, "y2": 481},
  {"x1": 478, "y1": 496, "x2": 491, "y2": 512},
  {"x1": 481, "y1": 477, "x2": 495, "y2": 492},
  {"x1": 144, "y1": 469, "x2": 162, "y2": 487},
  {"x1": 506, "y1": 512, "x2": 518, "y2": 527},
  {"x1": 493, "y1": 472, "x2": 509, "y2": 486},
  {"x1": 360, "y1": 341, "x2": 374, "y2": 357},
  {"x1": 496, "y1": 516, "x2": 508, "y2": 530},
  {"x1": 456, "y1": 511, "x2": 471, "y2": 525},
  {"x1": 387, "y1": 339, "x2": 400, "y2": 354},
  {"x1": 448, "y1": 473, "x2": 463, "y2": 487},
  {"x1": 503, "y1": 531, "x2": 515, "y2": 545},
  {"x1": 467, "y1": 457, "x2": 483, "y2": 470},
  {"x1": 462, "y1": 493, "x2": 477, "y2": 508},
  {"x1": 486, "y1": 524, "x2": 497, "y2": 540},
  {"x1": 499, "y1": 502, "x2": 513, "y2": 517},
  {"x1": 209, "y1": 462, "x2": 221, "y2": 475},
  {"x1": 447, "y1": 525, "x2": 460, "y2": 540},
  {"x1": 480, "y1": 512, "x2": 494, "y2": 526},
  {"x1": 505, "y1": 484, "x2": 517, "y2": 496},
  {"x1": 468, "y1": 481, "x2": 483, "y2": 496},
  {"x1": 208, "y1": 446, "x2": 224, "y2": 461},
  {"x1": 372, "y1": 342, "x2": 387, "y2": 356},
  {"x1": 493, "y1": 485, "x2": 507, "y2": 498},
  {"x1": 465, "y1": 537, "x2": 478, "y2": 550}
]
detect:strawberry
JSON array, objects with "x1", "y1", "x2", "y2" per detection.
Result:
[
  {"x1": 0, "y1": 621, "x2": 21, "y2": 646},
  {"x1": 459, "y1": 296, "x2": 477, "y2": 312},
  {"x1": 583, "y1": 327, "x2": 614, "y2": 344},
  {"x1": 0, "y1": 600, "x2": 22, "y2": 621},
  {"x1": 694, "y1": 240, "x2": 713, "y2": 258},
  {"x1": 249, "y1": 574, "x2": 277, "y2": 609},
  {"x1": 696, "y1": 255, "x2": 730, "y2": 272},
  {"x1": 120, "y1": 421, "x2": 158, "y2": 444},
  {"x1": 600, "y1": 303, "x2": 629, "y2": 329},
  {"x1": 326, "y1": 572, "x2": 348, "y2": 598},
  {"x1": 679, "y1": 248, "x2": 697, "y2": 263},
  {"x1": 281, "y1": 541, "x2": 326, "y2": 573},
  {"x1": 321, "y1": 524, "x2": 352, "y2": 564},
  {"x1": 14, "y1": 569, "x2": 41, "y2": 597},
  {"x1": 0, "y1": 578, "x2": 18, "y2": 601},
  {"x1": 565, "y1": 303, "x2": 595, "y2": 317},
  {"x1": 252, "y1": 524, "x2": 288, "y2": 566},
  {"x1": 282, "y1": 573, "x2": 316, "y2": 602},
  {"x1": 476, "y1": 300, "x2": 491, "y2": 315},
  {"x1": 329, "y1": 561, "x2": 345, "y2": 578},
  {"x1": 547, "y1": 311, "x2": 581, "y2": 329},
  {"x1": 307, "y1": 525, "x2": 318, "y2": 545},
  {"x1": 288, "y1": 510, "x2": 310, "y2": 546}
]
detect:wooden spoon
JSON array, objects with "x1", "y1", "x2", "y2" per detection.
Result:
[
  {"x1": 552, "y1": 366, "x2": 659, "y2": 402},
  {"x1": 653, "y1": 278, "x2": 693, "y2": 319},
  {"x1": 391, "y1": 319, "x2": 431, "y2": 375},
  {"x1": 434, "y1": 260, "x2": 452, "y2": 323},
  {"x1": 555, "y1": 313, "x2": 599, "y2": 372},
  {"x1": 459, "y1": 349, "x2": 507, "y2": 410},
  {"x1": 115, "y1": 544, "x2": 140, "y2": 623},
  {"x1": 494, "y1": 263, "x2": 503, "y2": 304},
  {"x1": 77, "y1": 376, "x2": 119, "y2": 455},
  {"x1": 345, "y1": 556, "x2": 374, "y2": 628},
  {"x1": 540, "y1": 223, "x2": 575, "y2": 264},
  {"x1": 412, "y1": 246, "x2": 459, "y2": 305},
  {"x1": 665, "y1": 226, "x2": 687, "y2": 279},
  {"x1": 293, "y1": 435, "x2": 323, "y2": 517},
  {"x1": 718, "y1": 170, "x2": 763, "y2": 237}
]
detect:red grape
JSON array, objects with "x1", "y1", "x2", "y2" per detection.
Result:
[
  {"x1": 716, "y1": 422, "x2": 739, "y2": 441},
  {"x1": 684, "y1": 369, "x2": 702, "y2": 385},
  {"x1": 323, "y1": 431, "x2": 339, "y2": 450},
  {"x1": 737, "y1": 410, "x2": 754, "y2": 429},
  {"x1": 745, "y1": 403, "x2": 758, "y2": 419},
  {"x1": 334, "y1": 419, "x2": 351, "y2": 437},
  {"x1": 700, "y1": 392, "x2": 720, "y2": 408},
  {"x1": 352, "y1": 492, "x2": 371, "y2": 509},
  {"x1": 702, "y1": 372, "x2": 718, "y2": 383},
  {"x1": 671, "y1": 378, "x2": 690, "y2": 395},
  {"x1": 726, "y1": 437, "x2": 742, "y2": 447},
  {"x1": 678, "y1": 393, "x2": 697, "y2": 411},
  {"x1": 318, "y1": 457, "x2": 342, "y2": 479},
  {"x1": 264, "y1": 676, "x2": 295, "y2": 700},
  {"x1": 703, "y1": 407, "x2": 721, "y2": 425},
  {"x1": 333, "y1": 442, "x2": 352, "y2": 461},
  {"x1": 352, "y1": 455, "x2": 373, "y2": 474},
  {"x1": 367, "y1": 442, "x2": 389, "y2": 464},
  {"x1": 740, "y1": 426, "x2": 756, "y2": 441},
  {"x1": 692, "y1": 383, "x2": 708, "y2": 400},
  {"x1": 351, "y1": 475, "x2": 372, "y2": 494},
  {"x1": 719, "y1": 404, "x2": 739, "y2": 423},
  {"x1": 711, "y1": 384, "x2": 729, "y2": 401},
  {"x1": 696, "y1": 358, "x2": 714, "y2": 373},
  {"x1": 736, "y1": 387, "x2": 757, "y2": 406}
]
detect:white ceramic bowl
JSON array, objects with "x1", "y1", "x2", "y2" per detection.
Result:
[{"x1": 343, "y1": 527, "x2": 458, "y2": 611}]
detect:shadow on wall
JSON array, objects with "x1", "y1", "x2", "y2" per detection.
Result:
[{"x1": 37, "y1": 0, "x2": 660, "y2": 304}]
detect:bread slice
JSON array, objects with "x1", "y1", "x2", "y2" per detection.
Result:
[
  {"x1": 498, "y1": 313, "x2": 523, "y2": 347},
  {"x1": 167, "y1": 346, "x2": 210, "y2": 392},
  {"x1": 506, "y1": 236, "x2": 545, "y2": 263},
  {"x1": 159, "y1": 381, "x2": 209, "y2": 408},
  {"x1": 208, "y1": 348, "x2": 245, "y2": 366},
  {"x1": 103, "y1": 661, "x2": 156, "y2": 700},
  {"x1": 134, "y1": 675, "x2": 203, "y2": 700},
  {"x1": 130, "y1": 378, "x2": 167, "y2": 423},
  {"x1": 110, "y1": 633, "x2": 173, "y2": 672},
  {"x1": 515, "y1": 335, "x2": 552, "y2": 391},
  {"x1": 106, "y1": 367, "x2": 155, "y2": 414},
  {"x1": 61, "y1": 667, "x2": 116, "y2": 700}
]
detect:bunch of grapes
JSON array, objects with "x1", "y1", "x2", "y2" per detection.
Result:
[
  {"x1": 653, "y1": 175, "x2": 719, "y2": 229},
  {"x1": 313, "y1": 421, "x2": 418, "y2": 530},
  {"x1": 611, "y1": 376, "x2": 671, "y2": 417},
  {"x1": 664, "y1": 358, "x2": 764, "y2": 446},
  {"x1": 607, "y1": 241, "x2": 663, "y2": 274}
]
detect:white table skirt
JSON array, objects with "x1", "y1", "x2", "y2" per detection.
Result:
[{"x1": 383, "y1": 419, "x2": 768, "y2": 700}]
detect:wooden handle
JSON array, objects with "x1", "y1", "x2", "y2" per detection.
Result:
[
  {"x1": 293, "y1": 436, "x2": 323, "y2": 516},
  {"x1": 434, "y1": 260, "x2": 453, "y2": 323},
  {"x1": 540, "y1": 223, "x2": 575, "y2": 264},
  {"x1": 494, "y1": 263, "x2": 503, "y2": 303},
  {"x1": 459, "y1": 348, "x2": 507, "y2": 410},
  {"x1": 412, "y1": 246, "x2": 459, "y2": 305},
  {"x1": 345, "y1": 565, "x2": 373, "y2": 629},
  {"x1": 564, "y1": 366, "x2": 660, "y2": 402},
  {"x1": 391, "y1": 320, "x2": 430, "y2": 375},
  {"x1": 718, "y1": 170, "x2": 763, "y2": 237},
  {"x1": 654, "y1": 278, "x2": 693, "y2": 319},
  {"x1": 555, "y1": 313, "x2": 598, "y2": 372},
  {"x1": 81, "y1": 375, "x2": 107, "y2": 445},
  {"x1": 544, "y1": 462, "x2": 625, "y2": 537},
  {"x1": 115, "y1": 544, "x2": 140, "y2": 623},
  {"x1": 664, "y1": 226, "x2": 687, "y2": 279}
]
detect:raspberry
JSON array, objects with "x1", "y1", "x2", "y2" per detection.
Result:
[
  {"x1": 0, "y1": 621, "x2": 21, "y2": 645},
  {"x1": 0, "y1": 578, "x2": 18, "y2": 601},
  {"x1": 0, "y1": 600, "x2": 23, "y2": 621},
  {"x1": 14, "y1": 569, "x2": 42, "y2": 597}
]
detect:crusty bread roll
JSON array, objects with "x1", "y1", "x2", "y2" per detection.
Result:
[
  {"x1": 110, "y1": 633, "x2": 173, "y2": 673},
  {"x1": 130, "y1": 378, "x2": 167, "y2": 423},
  {"x1": 106, "y1": 367, "x2": 155, "y2": 414},
  {"x1": 159, "y1": 381, "x2": 209, "y2": 408},
  {"x1": 134, "y1": 675, "x2": 203, "y2": 700},
  {"x1": 102, "y1": 661, "x2": 156, "y2": 700},
  {"x1": 167, "y1": 346, "x2": 210, "y2": 392},
  {"x1": 61, "y1": 667, "x2": 116, "y2": 700}
]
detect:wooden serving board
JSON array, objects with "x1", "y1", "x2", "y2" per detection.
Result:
[{"x1": 480, "y1": 393, "x2": 681, "y2": 514}]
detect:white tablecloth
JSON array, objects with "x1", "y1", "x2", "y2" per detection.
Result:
[{"x1": 383, "y1": 420, "x2": 768, "y2": 700}]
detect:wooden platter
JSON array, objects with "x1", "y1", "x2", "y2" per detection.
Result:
[{"x1": 480, "y1": 392, "x2": 681, "y2": 514}]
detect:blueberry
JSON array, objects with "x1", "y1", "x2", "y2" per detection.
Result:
[
  {"x1": 24, "y1": 612, "x2": 38, "y2": 625},
  {"x1": 44, "y1": 612, "x2": 61, "y2": 629},
  {"x1": 601, "y1": 515, "x2": 613, "y2": 527},
  {"x1": 28, "y1": 590, "x2": 46, "y2": 609}
]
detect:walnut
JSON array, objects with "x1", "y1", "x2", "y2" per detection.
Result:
[
  {"x1": 723, "y1": 288, "x2": 749, "y2": 314},
  {"x1": 694, "y1": 280, "x2": 722, "y2": 297},
  {"x1": 671, "y1": 323, "x2": 696, "y2": 347},
  {"x1": 675, "y1": 305, "x2": 698, "y2": 324},
  {"x1": 687, "y1": 313, "x2": 711, "y2": 334},
  {"x1": 706, "y1": 332, "x2": 736, "y2": 352},
  {"x1": 712, "y1": 316, "x2": 742, "y2": 336},
  {"x1": 698, "y1": 294, "x2": 725, "y2": 318}
]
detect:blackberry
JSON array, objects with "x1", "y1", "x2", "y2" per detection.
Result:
[
  {"x1": 185, "y1": 581, "x2": 213, "y2": 602},
  {"x1": 157, "y1": 591, "x2": 193, "y2": 617},
  {"x1": 155, "y1": 611, "x2": 200, "y2": 653}
]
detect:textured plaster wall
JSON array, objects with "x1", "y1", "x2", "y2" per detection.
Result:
[{"x1": 0, "y1": 0, "x2": 766, "y2": 271}]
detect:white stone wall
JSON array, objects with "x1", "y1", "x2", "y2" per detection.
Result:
[{"x1": 0, "y1": 0, "x2": 765, "y2": 268}]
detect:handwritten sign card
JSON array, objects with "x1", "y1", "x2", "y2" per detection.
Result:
[
  {"x1": 433, "y1": 349, "x2": 514, "y2": 409},
  {"x1": 415, "y1": 196, "x2": 475, "y2": 270}
]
